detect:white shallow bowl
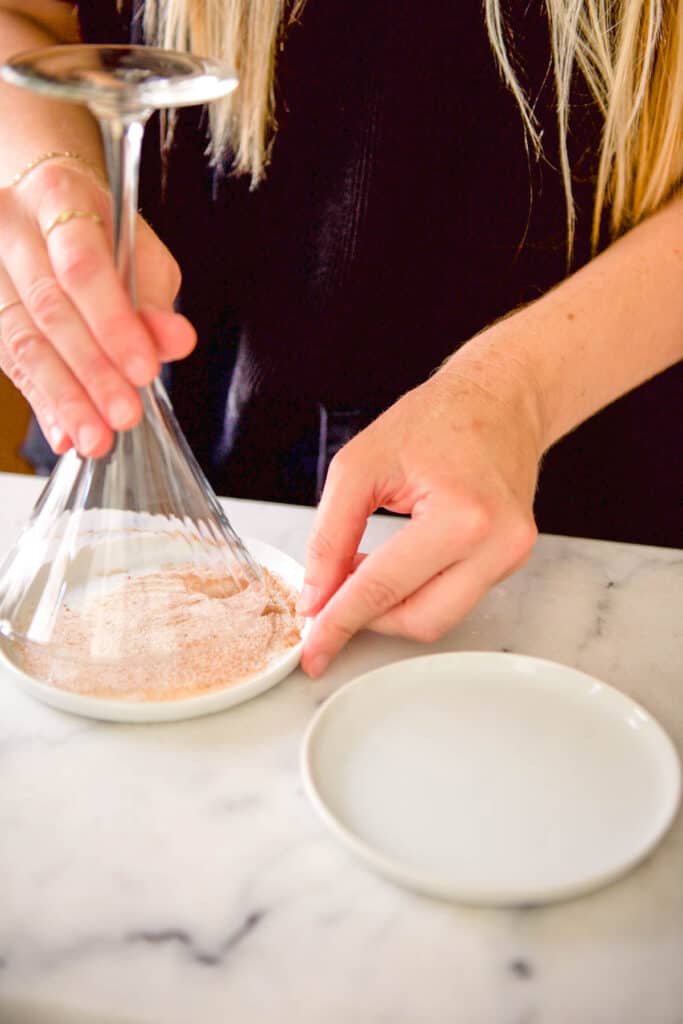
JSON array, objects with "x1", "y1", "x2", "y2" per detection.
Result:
[
  {"x1": 301, "y1": 652, "x2": 681, "y2": 906},
  {"x1": 0, "y1": 539, "x2": 308, "y2": 724}
]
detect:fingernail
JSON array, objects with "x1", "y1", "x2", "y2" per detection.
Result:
[
  {"x1": 306, "y1": 652, "x2": 330, "y2": 678},
  {"x1": 48, "y1": 425, "x2": 66, "y2": 449},
  {"x1": 296, "y1": 583, "x2": 320, "y2": 615},
  {"x1": 77, "y1": 424, "x2": 101, "y2": 455},
  {"x1": 125, "y1": 355, "x2": 154, "y2": 386},
  {"x1": 107, "y1": 396, "x2": 136, "y2": 430}
]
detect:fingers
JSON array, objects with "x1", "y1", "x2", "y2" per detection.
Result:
[
  {"x1": 301, "y1": 499, "x2": 536, "y2": 677},
  {"x1": 306, "y1": 488, "x2": 486, "y2": 624},
  {"x1": 135, "y1": 217, "x2": 197, "y2": 363},
  {"x1": 0, "y1": 161, "x2": 193, "y2": 455},
  {"x1": 297, "y1": 450, "x2": 378, "y2": 616},
  {"x1": 300, "y1": 492, "x2": 489, "y2": 676},
  {"x1": 0, "y1": 288, "x2": 70, "y2": 452},
  {"x1": 138, "y1": 306, "x2": 197, "y2": 364},
  {"x1": 300, "y1": 416, "x2": 496, "y2": 676},
  {"x1": 0, "y1": 223, "x2": 141, "y2": 456},
  {"x1": 135, "y1": 216, "x2": 182, "y2": 309},
  {"x1": 366, "y1": 523, "x2": 536, "y2": 640},
  {"x1": 0, "y1": 270, "x2": 109, "y2": 455},
  {"x1": 28, "y1": 163, "x2": 161, "y2": 384},
  {"x1": 296, "y1": 366, "x2": 544, "y2": 677}
]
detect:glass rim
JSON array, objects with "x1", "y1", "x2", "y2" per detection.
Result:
[{"x1": 1, "y1": 43, "x2": 238, "y2": 113}]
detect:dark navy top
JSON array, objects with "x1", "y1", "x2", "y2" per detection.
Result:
[{"x1": 67, "y1": 0, "x2": 682, "y2": 545}]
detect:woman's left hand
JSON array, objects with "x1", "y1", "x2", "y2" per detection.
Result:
[{"x1": 298, "y1": 338, "x2": 544, "y2": 677}]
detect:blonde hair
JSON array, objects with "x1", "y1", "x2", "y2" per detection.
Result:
[
  {"x1": 144, "y1": 0, "x2": 683, "y2": 247},
  {"x1": 144, "y1": 0, "x2": 304, "y2": 185}
]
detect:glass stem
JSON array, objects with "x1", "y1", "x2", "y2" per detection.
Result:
[
  {"x1": 97, "y1": 112, "x2": 148, "y2": 306},
  {"x1": 96, "y1": 110, "x2": 162, "y2": 422}
]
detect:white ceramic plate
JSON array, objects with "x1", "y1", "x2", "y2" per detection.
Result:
[
  {"x1": 301, "y1": 652, "x2": 681, "y2": 905},
  {"x1": 0, "y1": 539, "x2": 308, "y2": 723}
]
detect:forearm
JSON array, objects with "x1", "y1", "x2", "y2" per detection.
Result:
[
  {"x1": 443, "y1": 191, "x2": 683, "y2": 454},
  {"x1": 0, "y1": 3, "x2": 104, "y2": 182}
]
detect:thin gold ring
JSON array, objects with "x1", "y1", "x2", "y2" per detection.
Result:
[
  {"x1": 0, "y1": 298, "x2": 22, "y2": 318},
  {"x1": 44, "y1": 208, "x2": 104, "y2": 238}
]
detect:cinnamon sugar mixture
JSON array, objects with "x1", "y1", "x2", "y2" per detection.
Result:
[{"x1": 21, "y1": 566, "x2": 302, "y2": 701}]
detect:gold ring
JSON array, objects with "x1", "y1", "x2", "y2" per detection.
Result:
[
  {"x1": 44, "y1": 209, "x2": 104, "y2": 238},
  {"x1": 0, "y1": 298, "x2": 21, "y2": 317}
]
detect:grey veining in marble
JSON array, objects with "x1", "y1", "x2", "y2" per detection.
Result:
[{"x1": 0, "y1": 472, "x2": 681, "y2": 1024}]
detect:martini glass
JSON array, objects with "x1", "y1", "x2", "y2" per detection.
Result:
[{"x1": 0, "y1": 45, "x2": 293, "y2": 708}]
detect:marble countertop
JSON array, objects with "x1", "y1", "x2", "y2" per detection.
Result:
[{"x1": 0, "y1": 470, "x2": 681, "y2": 1024}]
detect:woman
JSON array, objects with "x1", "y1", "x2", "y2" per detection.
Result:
[{"x1": 0, "y1": 0, "x2": 681, "y2": 677}]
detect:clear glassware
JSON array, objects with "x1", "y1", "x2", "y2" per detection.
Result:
[{"x1": 0, "y1": 45, "x2": 284, "y2": 703}]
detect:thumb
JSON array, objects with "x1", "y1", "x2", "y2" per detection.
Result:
[
  {"x1": 138, "y1": 306, "x2": 197, "y2": 363},
  {"x1": 297, "y1": 453, "x2": 377, "y2": 616}
]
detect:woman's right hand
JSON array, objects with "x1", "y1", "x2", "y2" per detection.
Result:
[{"x1": 0, "y1": 155, "x2": 196, "y2": 456}]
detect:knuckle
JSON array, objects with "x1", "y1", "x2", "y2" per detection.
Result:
[
  {"x1": 99, "y1": 310, "x2": 136, "y2": 349},
  {"x1": 505, "y1": 514, "x2": 538, "y2": 567},
  {"x1": 384, "y1": 602, "x2": 448, "y2": 644},
  {"x1": 408, "y1": 618, "x2": 447, "y2": 645},
  {"x1": 5, "y1": 323, "x2": 41, "y2": 366},
  {"x1": 55, "y1": 391, "x2": 89, "y2": 426},
  {"x1": 462, "y1": 500, "x2": 494, "y2": 543},
  {"x1": 358, "y1": 574, "x2": 403, "y2": 614},
  {"x1": 24, "y1": 276, "x2": 67, "y2": 328},
  {"x1": 326, "y1": 446, "x2": 354, "y2": 483},
  {"x1": 444, "y1": 496, "x2": 493, "y2": 547},
  {"x1": 7, "y1": 362, "x2": 29, "y2": 391},
  {"x1": 324, "y1": 619, "x2": 355, "y2": 649},
  {"x1": 32, "y1": 162, "x2": 70, "y2": 196},
  {"x1": 20, "y1": 382, "x2": 47, "y2": 421},
  {"x1": 306, "y1": 528, "x2": 337, "y2": 564},
  {"x1": 79, "y1": 350, "x2": 117, "y2": 391},
  {"x1": 28, "y1": 162, "x2": 99, "y2": 205},
  {"x1": 54, "y1": 242, "x2": 100, "y2": 290},
  {"x1": 23, "y1": 383, "x2": 43, "y2": 411}
]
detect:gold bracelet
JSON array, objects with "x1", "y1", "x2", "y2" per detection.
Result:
[{"x1": 6, "y1": 150, "x2": 107, "y2": 189}]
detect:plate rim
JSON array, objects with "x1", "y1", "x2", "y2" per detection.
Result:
[
  {"x1": 300, "y1": 651, "x2": 682, "y2": 905},
  {"x1": 0, "y1": 537, "x2": 308, "y2": 723}
]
